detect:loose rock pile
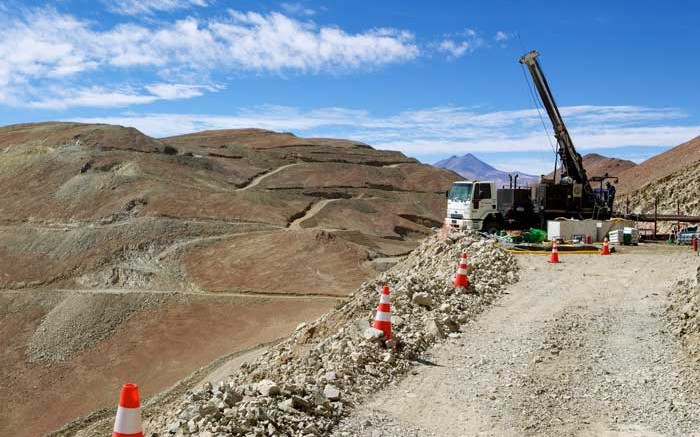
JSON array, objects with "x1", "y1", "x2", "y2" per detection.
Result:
[
  {"x1": 148, "y1": 232, "x2": 519, "y2": 436},
  {"x1": 666, "y1": 264, "x2": 700, "y2": 358}
]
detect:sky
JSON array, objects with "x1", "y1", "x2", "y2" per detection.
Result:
[{"x1": 1, "y1": 0, "x2": 699, "y2": 174}]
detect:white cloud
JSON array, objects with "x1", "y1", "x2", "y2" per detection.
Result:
[
  {"x1": 144, "y1": 83, "x2": 219, "y2": 99},
  {"x1": 495, "y1": 31, "x2": 511, "y2": 42},
  {"x1": 0, "y1": 7, "x2": 419, "y2": 108},
  {"x1": 436, "y1": 29, "x2": 486, "y2": 59},
  {"x1": 26, "y1": 83, "x2": 210, "y2": 109},
  {"x1": 70, "y1": 105, "x2": 699, "y2": 160},
  {"x1": 438, "y1": 39, "x2": 472, "y2": 58},
  {"x1": 212, "y1": 10, "x2": 418, "y2": 72},
  {"x1": 281, "y1": 2, "x2": 315, "y2": 16},
  {"x1": 105, "y1": 0, "x2": 209, "y2": 16}
]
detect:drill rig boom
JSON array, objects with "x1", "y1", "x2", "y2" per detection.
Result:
[{"x1": 519, "y1": 50, "x2": 592, "y2": 194}]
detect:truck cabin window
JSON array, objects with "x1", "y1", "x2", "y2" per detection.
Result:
[
  {"x1": 479, "y1": 184, "x2": 491, "y2": 199},
  {"x1": 449, "y1": 184, "x2": 473, "y2": 201}
]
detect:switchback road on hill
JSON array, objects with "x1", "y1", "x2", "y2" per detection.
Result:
[
  {"x1": 236, "y1": 163, "x2": 300, "y2": 191},
  {"x1": 335, "y1": 246, "x2": 700, "y2": 437}
]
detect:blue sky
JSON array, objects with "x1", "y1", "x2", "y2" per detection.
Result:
[{"x1": 1, "y1": 0, "x2": 699, "y2": 174}]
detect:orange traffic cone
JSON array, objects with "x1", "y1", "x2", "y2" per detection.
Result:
[
  {"x1": 548, "y1": 241, "x2": 560, "y2": 263},
  {"x1": 113, "y1": 383, "x2": 143, "y2": 437},
  {"x1": 601, "y1": 238, "x2": 611, "y2": 255},
  {"x1": 454, "y1": 252, "x2": 469, "y2": 288},
  {"x1": 372, "y1": 286, "x2": 392, "y2": 340}
]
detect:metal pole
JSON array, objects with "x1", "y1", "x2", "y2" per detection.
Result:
[{"x1": 653, "y1": 197, "x2": 657, "y2": 240}]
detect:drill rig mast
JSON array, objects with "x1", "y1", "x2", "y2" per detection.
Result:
[{"x1": 520, "y1": 50, "x2": 610, "y2": 215}]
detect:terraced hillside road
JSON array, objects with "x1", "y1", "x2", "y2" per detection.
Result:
[{"x1": 335, "y1": 246, "x2": 700, "y2": 437}]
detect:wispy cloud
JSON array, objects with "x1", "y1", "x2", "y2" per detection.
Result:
[
  {"x1": 436, "y1": 29, "x2": 486, "y2": 59},
  {"x1": 280, "y1": 2, "x2": 315, "y2": 16},
  {"x1": 495, "y1": 31, "x2": 511, "y2": 42},
  {"x1": 144, "y1": 83, "x2": 221, "y2": 100},
  {"x1": 71, "y1": 105, "x2": 699, "y2": 161},
  {"x1": 104, "y1": 0, "x2": 209, "y2": 16},
  {"x1": 0, "y1": 7, "x2": 418, "y2": 108},
  {"x1": 25, "y1": 83, "x2": 216, "y2": 109}
]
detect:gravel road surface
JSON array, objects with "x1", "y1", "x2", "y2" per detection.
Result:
[{"x1": 335, "y1": 246, "x2": 700, "y2": 437}]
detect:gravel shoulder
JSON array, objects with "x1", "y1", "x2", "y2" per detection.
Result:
[{"x1": 336, "y1": 245, "x2": 700, "y2": 437}]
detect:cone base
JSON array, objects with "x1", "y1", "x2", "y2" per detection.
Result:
[
  {"x1": 372, "y1": 321, "x2": 392, "y2": 341},
  {"x1": 455, "y1": 285, "x2": 473, "y2": 294}
]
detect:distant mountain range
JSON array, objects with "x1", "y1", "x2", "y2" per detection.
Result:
[{"x1": 433, "y1": 153, "x2": 539, "y2": 188}]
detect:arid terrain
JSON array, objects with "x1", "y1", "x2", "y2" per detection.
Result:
[
  {"x1": 2, "y1": 122, "x2": 698, "y2": 437},
  {"x1": 615, "y1": 136, "x2": 700, "y2": 221},
  {"x1": 48, "y1": 236, "x2": 700, "y2": 437},
  {"x1": 546, "y1": 152, "x2": 637, "y2": 181},
  {"x1": 0, "y1": 122, "x2": 458, "y2": 437},
  {"x1": 336, "y1": 246, "x2": 700, "y2": 437}
]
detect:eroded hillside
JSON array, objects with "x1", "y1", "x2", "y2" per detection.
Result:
[
  {"x1": 0, "y1": 122, "x2": 459, "y2": 437},
  {"x1": 0, "y1": 122, "x2": 458, "y2": 293},
  {"x1": 615, "y1": 136, "x2": 700, "y2": 221}
]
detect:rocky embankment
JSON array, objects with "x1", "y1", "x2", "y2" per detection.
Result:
[
  {"x1": 667, "y1": 264, "x2": 700, "y2": 359},
  {"x1": 623, "y1": 161, "x2": 700, "y2": 223},
  {"x1": 146, "y1": 233, "x2": 519, "y2": 436},
  {"x1": 616, "y1": 136, "x2": 700, "y2": 229}
]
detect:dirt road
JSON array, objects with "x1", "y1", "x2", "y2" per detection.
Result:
[
  {"x1": 336, "y1": 246, "x2": 700, "y2": 437},
  {"x1": 288, "y1": 199, "x2": 339, "y2": 230}
]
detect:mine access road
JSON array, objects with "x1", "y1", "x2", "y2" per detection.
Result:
[{"x1": 336, "y1": 245, "x2": 700, "y2": 437}]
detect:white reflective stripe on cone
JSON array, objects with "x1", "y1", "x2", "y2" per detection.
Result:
[
  {"x1": 457, "y1": 268, "x2": 467, "y2": 275},
  {"x1": 114, "y1": 407, "x2": 142, "y2": 435},
  {"x1": 375, "y1": 311, "x2": 391, "y2": 322},
  {"x1": 379, "y1": 295, "x2": 390, "y2": 304}
]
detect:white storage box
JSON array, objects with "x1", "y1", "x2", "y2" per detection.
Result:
[{"x1": 608, "y1": 229, "x2": 624, "y2": 244}]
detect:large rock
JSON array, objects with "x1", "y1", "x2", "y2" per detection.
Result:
[
  {"x1": 363, "y1": 327, "x2": 385, "y2": 341},
  {"x1": 412, "y1": 292, "x2": 433, "y2": 307},
  {"x1": 425, "y1": 318, "x2": 446, "y2": 339},
  {"x1": 257, "y1": 379, "x2": 280, "y2": 396},
  {"x1": 323, "y1": 384, "x2": 341, "y2": 401}
]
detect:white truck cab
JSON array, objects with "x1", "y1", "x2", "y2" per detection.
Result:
[{"x1": 447, "y1": 180, "x2": 500, "y2": 232}]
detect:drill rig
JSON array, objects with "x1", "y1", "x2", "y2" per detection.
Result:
[
  {"x1": 519, "y1": 49, "x2": 613, "y2": 220},
  {"x1": 446, "y1": 50, "x2": 615, "y2": 232}
]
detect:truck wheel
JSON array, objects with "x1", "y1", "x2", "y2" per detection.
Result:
[{"x1": 483, "y1": 218, "x2": 501, "y2": 235}]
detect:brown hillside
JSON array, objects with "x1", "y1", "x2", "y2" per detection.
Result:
[
  {"x1": 0, "y1": 122, "x2": 459, "y2": 437},
  {"x1": 0, "y1": 122, "x2": 458, "y2": 291},
  {"x1": 546, "y1": 153, "x2": 636, "y2": 180},
  {"x1": 616, "y1": 136, "x2": 700, "y2": 195},
  {"x1": 620, "y1": 160, "x2": 700, "y2": 220}
]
